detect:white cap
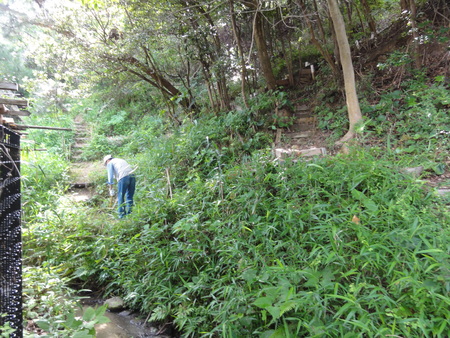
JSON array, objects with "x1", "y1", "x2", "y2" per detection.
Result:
[{"x1": 103, "y1": 154, "x2": 113, "y2": 165}]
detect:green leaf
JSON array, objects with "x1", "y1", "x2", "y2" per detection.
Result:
[
  {"x1": 363, "y1": 198, "x2": 378, "y2": 213},
  {"x1": 95, "y1": 304, "x2": 109, "y2": 317},
  {"x1": 72, "y1": 330, "x2": 94, "y2": 338},
  {"x1": 82, "y1": 307, "x2": 96, "y2": 322},
  {"x1": 266, "y1": 306, "x2": 281, "y2": 320},
  {"x1": 270, "y1": 326, "x2": 289, "y2": 337},
  {"x1": 351, "y1": 189, "x2": 365, "y2": 201},
  {"x1": 35, "y1": 320, "x2": 50, "y2": 331},
  {"x1": 64, "y1": 312, "x2": 83, "y2": 329},
  {"x1": 260, "y1": 330, "x2": 276, "y2": 338},
  {"x1": 254, "y1": 297, "x2": 273, "y2": 309}
]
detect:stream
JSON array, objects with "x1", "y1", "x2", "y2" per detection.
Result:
[{"x1": 79, "y1": 296, "x2": 175, "y2": 338}]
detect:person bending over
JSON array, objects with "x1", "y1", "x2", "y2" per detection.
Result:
[{"x1": 103, "y1": 155, "x2": 136, "y2": 218}]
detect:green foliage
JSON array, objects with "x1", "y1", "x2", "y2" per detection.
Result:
[
  {"x1": 23, "y1": 266, "x2": 110, "y2": 337},
  {"x1": 89, "y1": 109, "x2": 132, "y2": 136},
  {"x1": 377, "y1": 51, "x2": 412, "y2": 70},
  {"x1": 419, "y1": 20, "x2": 450, "y2": 43},
  {"x1": 14, "y1": 2, "x2": 450, "y2": 337},
  {"x1": 80, "y1": 133, "x2": 120, "y2": 161},
  {"x1": 0, "y1": 51, "x2": 32, "y2": 87},
  {"x1": 21, "y1": 111, "x2": 74, "y2": 157},
  {"x1": 25, "y1": 145, "x2": 450, "y2": 336},
  {"x1": 316, "y1": 105, "x2": 348, "y2": 137},
  {"x1": 21, "y1": 151, "x2": 70, "y2": 219},
  {"x1": 0, "y1": 317, "x2": 16, "y2": 338},
  {"x1": 362, "y1": 78, "x2": 450, "y2": 165}
]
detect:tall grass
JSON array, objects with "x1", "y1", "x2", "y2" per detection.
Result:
[{"x1": 25, "y1": 145, "x2": 450, "y2": 336}]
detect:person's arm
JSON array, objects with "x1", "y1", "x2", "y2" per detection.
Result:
[
  {"x1": 106, "y1": 162, "x2": 115, "y2": 185},
  {"x1": 106, "y1": 162, "x2": 115, "y2": 196}
]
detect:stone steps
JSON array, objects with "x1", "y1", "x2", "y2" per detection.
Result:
[
  {"x1": 274, "y1": 147, "x2": 327, "y2": 159},
  {"x1": 274, "y1": 102, "x2": 325, "y2": 160},
  {"x1": 71, "y1": 117, "x2": 90, "y2": 162}
]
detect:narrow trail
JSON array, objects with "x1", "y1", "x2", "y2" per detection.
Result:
[
  {"x1": 67, "y1": 116, "x2": 102, "y2": 202},
  {"x1": 65, "y1": 118, "x2": 173, "y2": 337},
  {"x1": 273, "y1": 101, "x2": 331, "y2": 160},
  {"x1": 272, "y1": 104, "x2": 450, "y2": 198}
]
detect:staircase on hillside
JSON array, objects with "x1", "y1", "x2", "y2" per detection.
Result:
[
  {"x1": 69, "y1": 117, "x2": 95, "y2": 191},
  {"x1": 71, "y1": 118, "x2": 90, "y2": 162},
  {"x1": 274, "y1": 102, "x2": 327, "y2": 160}
]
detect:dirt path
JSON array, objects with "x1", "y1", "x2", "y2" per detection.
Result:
[{"x1": 67, "y1": 161, "x2": 104, "y2": 202}]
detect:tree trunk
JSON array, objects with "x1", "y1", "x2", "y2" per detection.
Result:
[
  {"x1": 287, "y1": 39, "x2": 295, "y2": 86},
  {"x1": 359, "y1": 0, "x2": 377, "y2": 36},
  {"x1": 247, "y1": 0, "x2": 277, "y2": 90},
  {"x1": 327, "y1": 0, "x2": 363, "y2": 145},
  {"x1": 298, "y1": 0, "x2": 339, "y2": 78},
  {"x1": 229, "y1": 0, "x2": 249, "y2": 108},
  {"x1": 408, "y1": 0, "x2": 421, "y2": 68},
  {"x1": 188, "y1": 1, "x2": 231, "y2": 111}
]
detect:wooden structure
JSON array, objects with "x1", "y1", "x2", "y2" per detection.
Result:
[
  {"x1": 0, "y1": 82, "x2": 30, "y2": 130},
  {"x1": 0, "y1": 82, "x2": 72, "y2": 132}
]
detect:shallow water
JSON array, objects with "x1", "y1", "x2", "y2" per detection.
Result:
[
  {"x1": 94, "y1": 309, "x2": 160, "y2": 338},
  {"x1": 79, "y1": 297, "x2": 174, "y2": 338}
]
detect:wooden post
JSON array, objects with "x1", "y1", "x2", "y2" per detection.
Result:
[
  {"x1": 0, "y1": 82, "x2": 19, "y2": 91},
  {"x1": 0, "y1": 98, "x2": 28, "y2": 106},
  {"x1": 5, "y1": 110, "x2": 31, "y2": 117},
  {"x1": 16, "y1": 125, "x2": 72, "y2": 131}
]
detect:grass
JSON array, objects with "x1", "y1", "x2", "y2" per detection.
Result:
[{"x1": 22, "y1": 145, "x2": 450, "y2": 336}]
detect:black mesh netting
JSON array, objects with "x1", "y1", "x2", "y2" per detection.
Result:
[{"x1": 0, "y1": 125, "x2": 22, "y2": 337}]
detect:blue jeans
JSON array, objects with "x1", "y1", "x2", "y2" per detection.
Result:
[{"x1": 117, "y1": 175, "x2": 136, "y2": 218}]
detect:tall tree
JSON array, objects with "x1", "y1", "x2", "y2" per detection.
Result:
[
  {"x1": 359, "y1": 0, "x2": 377, "y2": 36},
  {"x1": 244, "y1": 0, "x2": 277, "y2": 91},
  {"x1": 229, "y1": 0, "x2": 249, "y2": 108},
  {"x1": 404, "y1": 0, "x2": 421, "y2": 68},
  {"x1": 178, "y1": 0, "x2": 231, "y2": 111},
  {"x1": 297, "y1": 0, "x2": 339, "y2": 78},
  {"x1": 327, "y1": 0, "x2": 363, "y2": 145}
]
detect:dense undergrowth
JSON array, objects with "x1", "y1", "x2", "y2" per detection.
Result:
[{"x1": 21, "y1": 73, "x2": 450, "y2": 337}]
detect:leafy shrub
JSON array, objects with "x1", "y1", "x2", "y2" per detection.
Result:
[
  {"x1": 363, "y1": 78, "x2": 450, "y2": 164},
  {"x1": 21, "y1": 111, "x2": 74, "y2": 158},
  {"x1": 21, "y1": 73, "x2": 450, "y2": 337},
  {"x1": 23, "y1": 266, "x2": 109, "y2": 337},
  {"x1": 21, "y1": 151, "x2": 70, "y2": 219}
]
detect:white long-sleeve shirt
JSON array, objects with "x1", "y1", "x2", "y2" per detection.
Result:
[{"x1": 106, "y1": 158, "x2": 134, "y2": 184}]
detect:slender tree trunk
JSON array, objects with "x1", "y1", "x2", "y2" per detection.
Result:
[
  {"x1": 177, "y1": 45, "x2": 196, "y2": 109},
  {"x1": 327, "y1": 0, "x2": 363, "y2": 145},
  {"x1": 344, "y1": 0, "x2": 352, "y2": 24},
  {"x1": 276, "y1": 5, "x2": 294, "y2": 86},
  {"x1": 298, "y1": 0, "x2": 339, "y2": 78},
  {"x1": 359, "y1": 0, "x2": 377, "y2": 36},
  {"x1": 191, "y1": 1, "x2": 231, "y2": 110},
  {"x1": 408, "y1": 0, "x2": 421, "y2": 68},
  {"x1": 287, "y1": 39, "x2": 295, "y2": 86},
  {"x1": 229, "y1": 0, "x2": 249, "y2": 108},
  {"x1": 400, "y1": 0, "x2": 408, "y2": 11},
  {"x1": 200, "y1": 62, "x2": 220, "y2": 111},
  {"x1": 247, "y1": 0, "x2": 277, "y2": 90}
]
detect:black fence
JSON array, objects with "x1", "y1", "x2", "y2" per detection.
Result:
[{"x1": 0, "y1": 125, "x2": 22, "y2": 337}]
